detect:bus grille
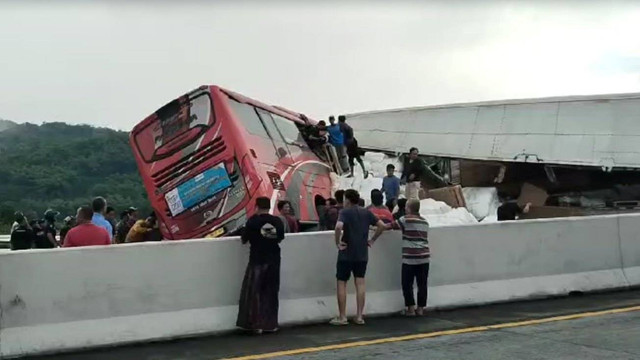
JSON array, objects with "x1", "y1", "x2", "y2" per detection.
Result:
[{"x1": 152, "y1": 136, "x2": 227, "y2": 189}]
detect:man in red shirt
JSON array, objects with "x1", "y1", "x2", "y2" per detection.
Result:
[
  {"x1": 63, "y1": 206, "x2": 111, "y2": 248},
  {"x1": 368, "y1": 190, "x2": 395, "y2": 229}
]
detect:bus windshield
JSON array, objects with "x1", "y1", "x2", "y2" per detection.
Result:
[{"x1": 134, "y1": 91, "x2": 213, "y2": 163}]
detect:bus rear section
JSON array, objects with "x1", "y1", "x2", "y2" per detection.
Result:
[
  {"x1": 130, "y1": 86, "x2": 333, "y2": 240},
  {"x1": 130, "y1": 86, "x2": 256, "y2": 239}
]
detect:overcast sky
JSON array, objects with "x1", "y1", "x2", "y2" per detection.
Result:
[{"x1": 0, "y1": 1, "x2": 639, "y2": 131}]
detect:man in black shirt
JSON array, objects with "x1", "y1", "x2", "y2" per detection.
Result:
[
  {"x1": 34, "y1": 210, "x2": 60, "y2": 248},
  {"x1": 401, "y1": 147, "x2": 426, "y2": 200},
  {"x1": 497, "y1": 201, "x2": 532, "y2": 221},
  {"x1": 339, "y1": 116, "x2": 367, "y2": 179},
  {"x1": 10, "y1": 214, "x2": 33, "y2": 250},
  {"x1": 237, "y1": 197, "x2": 285, "y2": 334}
]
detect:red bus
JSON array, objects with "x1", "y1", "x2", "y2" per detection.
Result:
[{"x1": 130, "y1": 85, "x2": 333, "y2": 239}]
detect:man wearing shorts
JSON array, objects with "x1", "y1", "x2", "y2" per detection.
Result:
[{"x1": 331, "y1": 189, "x2": 386, "y2": 326}]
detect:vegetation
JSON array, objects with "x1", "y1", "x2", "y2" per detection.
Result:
[{"x1": 0, "y1": 120, "x2": 151, "y2": 233}]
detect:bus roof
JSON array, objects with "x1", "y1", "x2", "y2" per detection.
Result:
[{"x1": 132, "y1": 85, "x2": 316, "y2": 135}]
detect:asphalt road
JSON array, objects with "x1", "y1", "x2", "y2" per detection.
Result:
[{"x1": 28, "y1": 289, "x2": 640, "y2": 360}]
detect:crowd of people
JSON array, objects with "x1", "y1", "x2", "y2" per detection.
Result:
[
  {"x1": 237, "y1": 185, "x2": 431, "y2": 334},
  {"x1": 9, "y1": 197, "x2": 162, "y2": 250},
  {"x1": 304, "y1": 115, "x2": 368, "y2": 178}
]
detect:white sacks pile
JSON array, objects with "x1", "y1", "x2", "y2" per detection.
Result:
[{"x1": 336, "y1": 153, "x2": 481, "y2": 226}]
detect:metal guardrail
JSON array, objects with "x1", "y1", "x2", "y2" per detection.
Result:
[{"x1": 1, "y1": 234, "x2": 10, "y2": 249}]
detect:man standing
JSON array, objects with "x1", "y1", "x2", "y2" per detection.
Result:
[
  {"x1": 115, "y1": 211, "x2": 130, "y2": 244},
  {"x1": 325, "y1": 190, "x2": 345, "y2": 231},
  {"x1": 402, "y1": 147, "x2": 426, "y2": 201},
  {"x1": 34, "y1": 210, "x2": 60, "y2": 248},
  {"x1": 338, "y1": 115, "x2": 367, "y2": 178},
  {"x1": 381, "y1": 164, "x2": 400, "y2": 208},
  {"x1": 330, "y1": 189, "x2": 386, "y2": 326},
  {"x1": 237, "y1": 197, "x2": 286, "y2": 334},
  {"x1": 63, "y1": 206, "x2": 111, "y2": 248},
  {"x1": 397, "y1": 199, "x2": 430, "y2": 316},
  {"x1": 106, "y1": 206, "x2": 117, "y2": 238},
  {"x1": 10, "y1": 213, "x2": 33, "y2": 251},
  {"x1": 91, "y1": 197, "x2": 113, "y2": 243},
  {"x1": 327, "y1": 116, "x2": 349, "y2": 172}
]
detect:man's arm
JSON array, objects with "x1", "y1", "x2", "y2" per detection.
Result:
[
  {"x1": 47, "y1": 231, "x2": 60, "y2": 248},
  {"x1": 369, "y1": 220, "x2": 386, "y2": 245},
  {"x1": 334, "y1": 221, "x2": 346, "y2": 250}
]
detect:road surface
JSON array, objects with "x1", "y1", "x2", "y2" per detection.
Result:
[{"x1": 27, "y1": 289, "x2": 640, "y2": 360}]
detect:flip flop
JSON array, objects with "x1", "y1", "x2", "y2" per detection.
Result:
[
  {"x1": 353, "y1": 318, "x2": 366, "y2": 325},
  {"x1": 329, "y1": 317, "x2": 349, "y2": 326}
]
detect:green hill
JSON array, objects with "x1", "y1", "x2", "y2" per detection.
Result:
[{"x1": 0, "y1": 121, "x2": 151, "y2": 233}]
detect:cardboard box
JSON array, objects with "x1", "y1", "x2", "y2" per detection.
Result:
[
  {"x1": 518, "y1": 183, "x2": 548, "y2": 207},
  {"x1": 459, "y1": 160, "x2": 503, "y2": 187},
  {"x1": 422, "y1": 185, "x2": 466, "y2": 208}
]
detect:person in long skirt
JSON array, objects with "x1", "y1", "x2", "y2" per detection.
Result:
[{"x1": 237, "y1": 197, "x2": 286, "y2": 334}]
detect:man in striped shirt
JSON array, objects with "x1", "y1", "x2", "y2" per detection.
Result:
[{"x1": 397, "y1": 199, "x2": 430, "y2": 316}]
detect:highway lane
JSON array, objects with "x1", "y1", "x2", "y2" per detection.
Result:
[{"x1": 27, "y1": 289, "x2": 640, "y2": 360}]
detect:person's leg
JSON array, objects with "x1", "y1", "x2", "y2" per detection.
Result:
[
  {"x1": 348, "y1": 154, "x2": 356, "y2": 177},
  {"x1": 416, "y1": 263, "x2": 430, "y2": 315},
  {"x1": 353, "y1": 261, "x2": 368, "y2": 322},
  {"x1": 354, "y1": 277, "x2": 366, "y2": 321},
  {"x1": 334, "y1": 261, "x2": 350, "y2": 322},
  {"x1": 262, "y1": 258, "x2": 281, "y2": 331},
  {"x1": 401, "y1": 263, "x2": 416, "y2": 314},
  {"x1": 357, "y1": 155, "x2": 367, "y2": 177},
  {"x1": 337, "y1": 280, "x2": 348, "y2": 320}
]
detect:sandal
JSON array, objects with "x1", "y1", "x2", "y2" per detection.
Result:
[
  {"x1": 353, "y1": 318, "x2": 366, "y2": 325},
  {"x1": 329, "y1": 317, "x2": 349, "y2": 326}
]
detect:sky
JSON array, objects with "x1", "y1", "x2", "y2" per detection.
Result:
[{"x1": 0, "y1": 1, "x2": 639, "y2": 131}]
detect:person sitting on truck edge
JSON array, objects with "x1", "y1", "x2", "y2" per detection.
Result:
[
  {"x1": 401, "y1": 148, "x2": 426, "y2": 201},
  {"x1": 328, "y1": 116, "x2": 349, "y2": 172},
  {"x1": 338, "y1": 115, "x2": 367, "y2": 179},
  {"x1": 381, "y1": 164, "x2": 400, "y2": 207}
]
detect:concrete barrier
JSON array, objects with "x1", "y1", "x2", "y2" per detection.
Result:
[
  {"x1": 618, "y1": 214, "x2": 640, "y2": 286},
  {"x1": 0, "y1": 214, "x2": 636, "y2": 358}
]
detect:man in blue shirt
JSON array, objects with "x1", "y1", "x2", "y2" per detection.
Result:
[
  {"x1": 327, "y1": 116, "x2": 349, "y2": 172},
  {"x1": 381, "y1": 164, "x2": 400, "y2": 209},
  {"x1": 92, "y1": 197, "x2": 113, "y2": 243}
]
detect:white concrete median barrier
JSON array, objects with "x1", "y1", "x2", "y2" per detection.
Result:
[
  {"x1": 617, "y1": 214, "x2": 640, "y2": 286},
  {"x1": 1, "y1": 214, "x2": 637, "y2": 358}
]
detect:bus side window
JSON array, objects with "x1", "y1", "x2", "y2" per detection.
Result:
[
  {"x1": 272, "y1": 114, "x2": 308, "y2": 148},
  {"x1": 227, "y1": 99, "x2": 271, "y2": 139}
]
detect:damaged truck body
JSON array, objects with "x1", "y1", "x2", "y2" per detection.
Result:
[{"x1": 344, "y1": 92, "x2": 640, "y2": 218}]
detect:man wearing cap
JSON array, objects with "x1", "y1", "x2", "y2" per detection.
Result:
[
  {"x1": 34, "y1": 209, "x2": 61, "y2": 248},
  {"x1": 92, "y1": 197, "x2": 113, "y2": 243}
]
